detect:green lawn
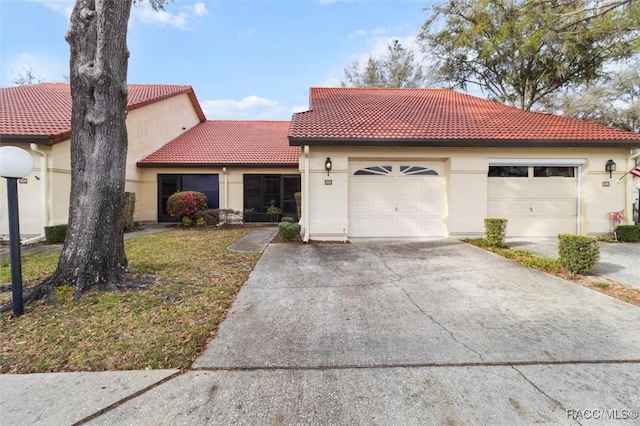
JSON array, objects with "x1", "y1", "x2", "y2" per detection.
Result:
[{"x1": 0, "y1": 227, "x2": 260, "y2": 373}]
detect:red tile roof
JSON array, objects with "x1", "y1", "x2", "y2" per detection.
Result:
[
  {"x1": 138, "y1": 121, "x2": 299, "y2": 166},
  {"x1": 289, "y1": 88, "x2": 640, "y2": 147},
  {"x1": 0, "y1": 83, "x2": 205, "y2": 142}
]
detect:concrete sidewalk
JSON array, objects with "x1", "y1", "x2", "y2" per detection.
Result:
[
  {"x1": 4, "y1": 239, "x2": 637, "y2": 425},
  {"x1": 507, "y1": 237, "x2": 640, "y2": 288},
  {"x1": 0, "y1": 223, "x2": 174, "y2": 258}
]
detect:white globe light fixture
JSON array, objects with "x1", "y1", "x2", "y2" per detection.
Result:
[
  {"x1": 0, "y1": 146, "x2": 34, "y2": 317},
  {"x1": 0, "y1": 146, "x2": 34, "y2": 178}
]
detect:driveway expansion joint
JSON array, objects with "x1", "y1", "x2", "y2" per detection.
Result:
[
  {"x1": 190, "y1": 359, "x2": 640, "y2": 372},
  {"x1": 71, "y1": 370, "x2": 184, "y2": 425}
]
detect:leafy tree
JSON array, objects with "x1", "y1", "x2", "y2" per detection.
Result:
[
  {"x1": 547, "y1": 64, "x2": 640, "y2": 132},
  {"x1": 11, "y1": 65, "x2": 44, "y2": 86},
  {"x1": 342, "y1": 39, "x2": 428, "y2": 88},
  {"x1": 419, "y1": 0, "x2": 640, "y2": 111},
  {"x1": 26, "y1": 0, "x2": 168, "y2": 304}
]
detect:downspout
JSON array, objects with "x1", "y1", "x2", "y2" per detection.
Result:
[
  {"x1": 222, "y1": 167, "x2": 228, "y2": 209},
  {"x1": 629, "y1": 148, "x2": 640, "y2": 224},
  {"x1": 576, "y1": 165, "x2": 582, "y2": 234},
  {"x1": 303, "y1": 146, "x2": 310, "y2": 243},
  {"x1": 22, "y1": 143, "x2": 48, "y2": 245}
]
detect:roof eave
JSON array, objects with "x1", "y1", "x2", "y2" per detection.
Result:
[
  {"x1": 288, "y1": 136, "x2": 640, "y2": 149},
  {"x1": 136, "y1": 162, "x2": 299, "y2": 168},
  {"x1": 0, "y1": 134, "x2": 69, "y2": 145}
]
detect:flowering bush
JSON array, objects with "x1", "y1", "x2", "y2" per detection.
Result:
[{"x1": 167, "y1": 191, "x2": 208, "y2": 221}]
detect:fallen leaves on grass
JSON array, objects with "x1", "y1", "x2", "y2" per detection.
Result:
[{"x1": 0, "y1": 227, "x2": 259, "y2": 373}]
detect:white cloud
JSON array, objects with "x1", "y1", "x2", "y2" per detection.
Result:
[
  {"x1": 348, "y1": 27, "x2": 390, "y2": 39},
  {"x1": 321, "y1": 77, "x2": 342, "y2": 87},
  {"x1": 201, "y1": 96, "x2": 289, "y2": 120},
  {"x1": 193, "y1": 2, "x2": 208, "y2": 16},
  {"x1": 292, "y1": 105, "x2": 309, "y2": 114},
  {"x1": 135, "y1": 7, "x2": 189, "y2": 30},
  {"x1": 29, "y1": 0, "x2": 74, "y2": 17},
  {"x1": 131, "y1": 1, "x2": 210, "y2": 31},
  {"x1": 239, "y1": 29, "x2": 255, "y2": 38},
  {"x1": 351, "y1": 35, "x2": 427, "y2": 67},
  {"x1": 3, "y1": 52, "x2": 69, "y2": 86}
]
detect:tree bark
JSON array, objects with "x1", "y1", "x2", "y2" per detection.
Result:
[{"x1": 49, "y1": 0, "x2": 133, "y2": 298}]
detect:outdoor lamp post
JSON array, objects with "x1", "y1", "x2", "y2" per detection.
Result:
[{"x1": 0, "y1": 146, "x2": 34, "y2": 316}]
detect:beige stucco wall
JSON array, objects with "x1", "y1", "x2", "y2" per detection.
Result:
[
  {"x1": 136, "y1": 166, "x2": 300, "y2": 222},
  {"x1": 302, "y1": 146, "x2": 637, "y2": 240},
  {"x1": 1, "y1": 93, "x2": 203, "y2": 237}
]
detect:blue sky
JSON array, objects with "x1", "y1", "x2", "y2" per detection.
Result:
[{"x1": 0, "y1": 0, "x2": 433, "y2": 120}]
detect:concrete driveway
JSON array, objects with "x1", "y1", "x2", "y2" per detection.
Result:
[
  {"x1": 507, "y1": 238, "x2": 640, "y2": 288},
  {"x1": 89, "y1": 240, "x2": 640, "y2": 425}
]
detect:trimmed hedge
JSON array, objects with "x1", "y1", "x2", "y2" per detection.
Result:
[
  {"x1": 558, "y1": 234, "x2": 600, "y2": 274},
  {"x1": 615, "y1": 225, "x2": 640, "y2": 242},
  {"x1": 484, "y1": 218, "x2": 508, "y2": 247},
  {"x1": 195, "y1": 209, "x2": 220, "y2": 226},
  {"x1": 281, "y1": 216, "x2": 295, "y2": 223},
  {"x1": 44, "y1": 224, "x2": 67, "y2": 244},
  {"x1": 278, "y1": 221, "x2": 301, "y2": 241},
  {"x1": 123, "y1": 192, "x2": 136, "y2": 232}
]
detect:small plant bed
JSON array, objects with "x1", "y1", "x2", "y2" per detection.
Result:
[
  {"x1": 464, "y1": 238, "x2": 640, "y2": 308},
  {"x1": 0, "y1": 227, "x2": 260, "y2": 373}
]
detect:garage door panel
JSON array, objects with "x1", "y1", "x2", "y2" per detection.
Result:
[
  {"x1": 529, "y1": 181, "x2": 576, "y2": 198},
  {"x1": 372, "y1": 200, "x2": 395, "y2": 215},
  {"x1": 530, "y1": 199, "x2": 576, "y2": 216},
  {"x1": 487, "y1": 166, "x2": 577, "y2": 237},
  {"x1": 349, "y1": 161, "x2": 446, "y2": 238}
]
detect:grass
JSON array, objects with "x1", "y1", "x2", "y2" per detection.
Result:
[
  {"x1": 465, "y1": 238, "x2": 640, "y2": 308},
  {"x1": 0, "y1": 227, "x2": 260, "y2": 373}
]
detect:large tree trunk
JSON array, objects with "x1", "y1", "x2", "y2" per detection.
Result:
[{"x1": 51, "y1": 0, "x2": 133, "y2": 298}]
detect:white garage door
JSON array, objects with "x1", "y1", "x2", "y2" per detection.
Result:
[
  {"x1": 487, "y1": 165, "x2": 577, "y2": 236},
  {"x1": 349, "y1": 161, "x2": 446, "y2": 238}
]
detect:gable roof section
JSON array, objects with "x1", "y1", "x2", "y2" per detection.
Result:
[
  {"x1": 0, "y1": 83, "x2": 205, "y2": 144},
  {"x1": 289, "y1": 87, "x2": 640, "y2": 148},
  {"x1": 138, "y1": 120, "x2": 299, "y2": 167}
]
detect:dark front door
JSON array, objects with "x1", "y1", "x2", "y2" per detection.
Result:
[{"x1": 158, "y1": 174, "x2": 219, "y2": 222}]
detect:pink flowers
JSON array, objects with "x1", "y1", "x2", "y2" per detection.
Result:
[{"x1": 166, "y1": 191, "x2": 208, "y2": 219}]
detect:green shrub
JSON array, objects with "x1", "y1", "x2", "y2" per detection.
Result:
[
  {"x1": 218, "y1": 209, "x2": 242, "y2": 224},
  {"x1": 266, "y1": 200, "x2": 282, "y2": 222},
  {"x1": 281, "y1": 216, "x2": 295, "y2": 223},
  {"x1": 167, "y1": 191, "x2": 208, "y2": 219},
  {"x1": 615, "y1": 225, "x2": 640, "y2": 242},
  {"x1": 558, "y1": 234, "x2": 600, "y2": 274},
  {"x1": 182, "y1": 217, "x2": 193, "y2": 227},
  {"x1": 484, "y1": 218, "x2": 508, "y2": 247},
  {"x1": 196, "y1": 217, "x2": 206, "y2": 227},
  {"x1": 195, "y1": 209, "x2": 220, "y2": 226},
  {"x1": 44, "y1": 224, "x2": 67, "y2": 244},
  {"x1": 123, "y1": 192, "x2": 136, "y2": 232},
  {"x1": 278, "y1": 221, "x2": 301, "y2": 241}
]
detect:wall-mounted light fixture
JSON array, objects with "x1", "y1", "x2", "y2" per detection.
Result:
[
  {"x1": 325, "y1": 157, "x2": 332, "y2": 176},
  {"x1": 605, "y1": 159, "x2": 616, "y2": 178}
]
